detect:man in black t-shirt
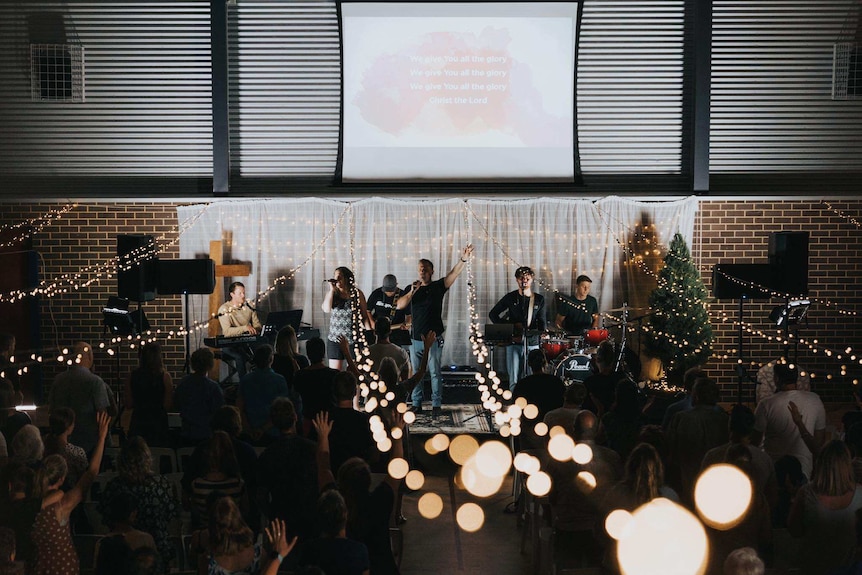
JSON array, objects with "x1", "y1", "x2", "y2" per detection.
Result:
[
  {"x1": 365, "y1": 274, "x2": 412, "y2": 346},
  {"x1": 397, "y1": 244, "x2": 474, "y2": 414},
  {"x1": 555, "y1": 274, "x2": 600, "y2": 335}
]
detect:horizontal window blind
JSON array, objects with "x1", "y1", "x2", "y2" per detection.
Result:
[
  {"x1": 0, "y1": 2, "x2": 212, "y2": 176},
  {"x1": 711, "y1": 0, "x2": 862, "y2": 172},
  {"x1": 229, "y1": 1, "x2": 341, "y2": 176},
  {"x1": 577, "y1": 1, "x2": 686, "y2": 173}
]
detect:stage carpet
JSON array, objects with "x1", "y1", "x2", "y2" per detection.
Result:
[{"x1": 408, "y1": 404, "x2": 497, "y2": 435}]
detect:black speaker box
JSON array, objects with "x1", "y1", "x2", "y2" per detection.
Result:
[
  {"x1": 117, "y1": 235, "x2": 157, "y2": 302},
  {"x1": 768, "y1": 231, "x2": 809, "y2": 296},
  {"x1": 157, "y1": 259, "x2": 216, "y2": 295},
  {"x1": 712, "y1": 263, "x2": 775, "y2": 299}
]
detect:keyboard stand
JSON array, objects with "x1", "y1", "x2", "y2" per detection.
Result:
[{"x1": 213, "y1": 350, "x2": 239, "y2": 387}]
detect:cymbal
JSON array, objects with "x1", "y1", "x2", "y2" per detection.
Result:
[{"x1": 602, "y1": 306, "x2": 649, "y2": 314}]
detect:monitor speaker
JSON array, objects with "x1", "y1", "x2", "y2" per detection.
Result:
[
  {"x1": 117, "y1": 234, "x2": 157, "y2": 302},
  {"x1": 768, "y1": 231, "x2": 809, "y2": 295},
  {"x1": 157, "y1": 259, "x2": 216, "y2": 295}
]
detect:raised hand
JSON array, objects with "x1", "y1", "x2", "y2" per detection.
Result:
[{"x1": 313, "y1": 411, "x2": 333, "y2": 438}]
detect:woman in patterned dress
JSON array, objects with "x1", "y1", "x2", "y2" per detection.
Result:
[
  {"x1": 31, "y1": 412, "x2": 110, "y2": 575},
  {"x1": 322, "y1": 266, "x2": 369, "y2": 371}
]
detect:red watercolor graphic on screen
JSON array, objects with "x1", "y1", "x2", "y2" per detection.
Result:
[{"x1": 352, "y1": 27, "x2": 570, "y2": 146}]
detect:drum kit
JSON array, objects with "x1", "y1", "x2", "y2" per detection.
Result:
[{"x1": 540, "y1": 303, "x2": 649, "y2": 385}]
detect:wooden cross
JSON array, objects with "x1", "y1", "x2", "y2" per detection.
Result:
[{"x1": 207, "y1": 239, "x2": 252, "y2": 378}]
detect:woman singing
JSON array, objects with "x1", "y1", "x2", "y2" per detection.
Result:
[{"x1": 322, "y1": 266, "x2": 370, "y2": 370}]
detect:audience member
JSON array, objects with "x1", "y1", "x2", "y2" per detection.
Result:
[
  {"x1": 9, "y1": 424, "x2": 43, "y2": 464},
  {"x1": 43, "y1": 407, "x2": 88, "y2": 489},
  {"x1": 788, "y1": 440, "x2": 862, "y2": 575},
  {"x1": 314, "y1": 411, "x2": 401, "y2": 575},
  {"x1": 702, "y1": 404, "x2": 779, "y2": 508},
  {"x1": 98, "y1": 436, "x2": 178, "y2": 567},
  {"x1": 323, "y1": 372, "x2": 374, "y2": 474},
  {"x1": 174, "y1": 347, "x2": 225, "y2": 445},
  {"x1": 367, "y1": 317, "x2": 410, "y2": 379},
  {"x1": 546, "y1": 410, "x2": 622, "y2": 569},
  {"x1": 0, "y1": 333, "x2": 23, "y2": 406},
  {"x1": 602, "y1": 378, "x2": 644, "y2": 460},
  {"x1": 256, "y1": 397, "x2": 318, "y2": 541},
  {"x1": 661, "y1": 366, "x2": 705, "y2": 429},
  {"x1": 190, "y1": 431, "x2": 247, "y2": 528},
  {"x1": 753, "y1": 362, "x2": 826, "y2": 479},
  {"x1": 705, "y1": 444, "x2": 773, "y2": 575},
  {"x1": 0, "y1": 525, "x2": 24, "y2": 574},
  {"x1": 237, "y1": 344, "x2": 289, "y2": 443},
  {"x1": 582, "y1": 341, "x2": 623, "y2": 416},
  {"x1": 94, "y1": 535, "x2": 132, "y2": 575},
  {"x1": 124, "y1": 343, "x2": 172, "y2": 447},
  {"x1": 299, "y1": 489, "x2": 370, "y2": 575},
  {"x1": 543, "y1": 381, "x2": 587, "y2": 436},
  {"x1": 193, "y1": 496, "x2": 287, "y2": 575},
  {"x1": 293, "y1": 338, "x2": 339, "y2": 436},
  {"x1": 723, "y1": 547, "x2": 765, "y2": 575},
  {"x1": 31, "y1": 412, "x2": 109, "y2": 575},
  {"x1": 272, "y1": 325, "x2": 309, "y2": 412},
  {"x1": 773, "y1": 454, "x2": 807, "y2": 528},
  {"x1": 666, "y1": 377, "x2": 728, "y2": 502},
  {"x1": 48, "y1": 341, "x2": 114, "y2": 454},
  {"x1": 94, "y1": 492, "x2": 156, "y2": 571},
  {"x1": 513, "y1": 349, "x2": 564, "y2": 449},
  {"x1": 0, "y1": 463, "x2": 39, "y2": 568}
]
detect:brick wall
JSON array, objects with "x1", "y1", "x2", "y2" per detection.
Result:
[{"x1": 0, "y1": 198, "x2": 860, "y2": 404}]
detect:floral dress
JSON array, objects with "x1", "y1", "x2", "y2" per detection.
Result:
[{"x1": 32, "y1": 502, "x2": 78, "y2": 575}]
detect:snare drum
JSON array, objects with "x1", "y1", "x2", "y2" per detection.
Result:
[
  {"x1": 554, "y1": 353, "x2": 593, "y2": 383},
  {"x1": 584, "y1": 329, "x2": 609, "y2": 347},
  {"x1": 540, "y1": 338, "x2": 571, "y2": 361}
]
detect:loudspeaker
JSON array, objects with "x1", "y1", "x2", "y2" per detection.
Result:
[
  {"x1": 768, "y1": 231, "x2": 809, "y2": 295},
  {"x1": 157, "y1": 259, "x2": 216, "y2": 295},
  {"x1": 117, "y1": 235, "x2": 157, "y2": 302},
  {"x1": 712, "y1": 263, "x2": 775, "y2": 299}
]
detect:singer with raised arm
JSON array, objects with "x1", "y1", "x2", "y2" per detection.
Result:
[
  {"x1": 322, "y1": 266, "x2": 370, "y2": 371},
  {"x1": 397, "y1": 244, "x2": 474, "y2": 416},
  {"x1": 489, "y1": 266, "x2": 546, "y2": 389},
  {"x1": 555, "y1": 274, "x2": 600, "y2": 335},
  {"x1": 217, "y1": 281, "x2": 263, "y2": 378}
]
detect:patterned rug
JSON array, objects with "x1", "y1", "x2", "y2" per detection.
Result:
[{"x1": 408, "y1": 404, "x2": 498, "y2": 435}]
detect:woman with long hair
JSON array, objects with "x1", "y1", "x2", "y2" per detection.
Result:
[
  {"x1": 189, "y1": 430, "x2": 246, "y2": 528},
  {"x1": 322, "y1": 266, "x2": 370, "y2": 371},
  {"x1": 191, "y1": 496, "x2": 295, "y2": 575},
  {"x1": 43, "y1": 407, "x2": 88, "y2": 488},
  {"x1": 98, "y1": 436, "x2": 177, "y2": 567},
  {"x1": 125, "y1": 342, "x2": 172, "y2": 446},
  {"x1": 789, "y1": 439, "x2": 862, "y2": 575},
  {"x1": 31, "y1": 412, "x2": 109, "y2": 575}
]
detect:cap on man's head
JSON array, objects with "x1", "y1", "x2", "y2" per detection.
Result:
[
  {"x1": 382, "y1": 274, "x2": 398, "y2": 291},
  {"x1": 515, "y1": 266, "x2": 534, "y2": 278}
]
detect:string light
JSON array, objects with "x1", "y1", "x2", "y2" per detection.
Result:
[
  {"x1": 0, "y1": 203, "x2": 78, "y2": 248},
  {"x1": 822, "y1": 200, "x2": 862, "y2": 229}
]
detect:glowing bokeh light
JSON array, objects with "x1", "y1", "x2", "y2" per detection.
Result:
[
  {"x1": 418, "y1": 493, "x2": 444, "y2": 519},
  {"x1": 403, "y1": 411, "x2": 416, "y2": 425},
  {"x1": 533, "y1": 422, "x2": 549, "y2": 437},
  {"x1": 449, "y1": 435, "x2": 480, "y2": 465},
  {"x1": 474, "y1": 440, "x2": 512, "y2": 478},
  {"x1": 548, "y1": 433, "x2": 575, "y2": 461},
  {"x1": 431, "y1": 433, "x2": 450, "y2": 452},
  {"x1": 572, "y1": 443, "x2": 593, "y2": 465},
  {"x1": 405, "y1": 469, "x2": 425, "y2": 490},
  {"x1": 617, "y1": 498, "x2": 707, "y2": 575},
  {"x1": 548, "y1": 425, "x2": 567, "y2": 438},
  {"x1": 605, "y1": 509, "x2": 633, "y2": 541},
  {"x1": 526, "y1": 471, "x2": 551, "y2": 496},
  {"x1": 388, "y1": 457, "x2": 409, "y2": 480},
  {"x1": 577, "y1": 471, "x2": 597, "y2": 492},
  {"x1": 694, "y1": 464, "x2": 753, "y2": 530},
  {"x1": 461, "y1": 455, "x2": 505, "y2": 497},
  {"x1": 456, "y1": 503, "x2": 485, "y2": 532},
  {"x1": 523, "y1": 404, "x2": 539, "y2": 420}
]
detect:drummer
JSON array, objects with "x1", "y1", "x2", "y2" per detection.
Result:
[
  {"x1": 488, "y1": 266, "x2": 546, "y2": 389},
  {"x1": 554, "y1": 274, "x2": 600, "y2": 335}
]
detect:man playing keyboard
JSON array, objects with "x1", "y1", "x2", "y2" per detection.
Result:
[{"x1": 217, "y1": 281, "x2": 263, "y2": 378}]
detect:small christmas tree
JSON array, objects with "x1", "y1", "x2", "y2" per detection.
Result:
[{"x1": 644, "y1": 232, "x2": 713, "y2": 380}]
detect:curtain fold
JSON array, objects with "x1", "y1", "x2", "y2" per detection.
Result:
[{"x1": 177, "y1": 196, "x2": 698, "y2": 367}]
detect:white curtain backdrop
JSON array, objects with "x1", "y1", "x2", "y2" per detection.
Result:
[{"x1": 177, "y1": 196, "x2": 698, "y2": 366}]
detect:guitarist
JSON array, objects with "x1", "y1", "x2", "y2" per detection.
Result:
[{"x1": 489, "y1": 266, "x2": 546, "y2": 390}]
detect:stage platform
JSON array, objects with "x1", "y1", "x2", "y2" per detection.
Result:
[{"x1": 407, "y1": 403, "x2": 498, "y2": 435}]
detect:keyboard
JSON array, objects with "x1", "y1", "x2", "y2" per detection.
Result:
[{"x1": 204, "y1": 334, "x2": 264, "y2": 348}]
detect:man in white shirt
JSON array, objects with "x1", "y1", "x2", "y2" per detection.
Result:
[{"x1": 753, "y1": 363, "x2": 826, "y2": 479}]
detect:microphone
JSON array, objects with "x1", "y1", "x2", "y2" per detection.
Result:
[{"x1": 324, "y1": 278, "x2": 338, "y2": 285}]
